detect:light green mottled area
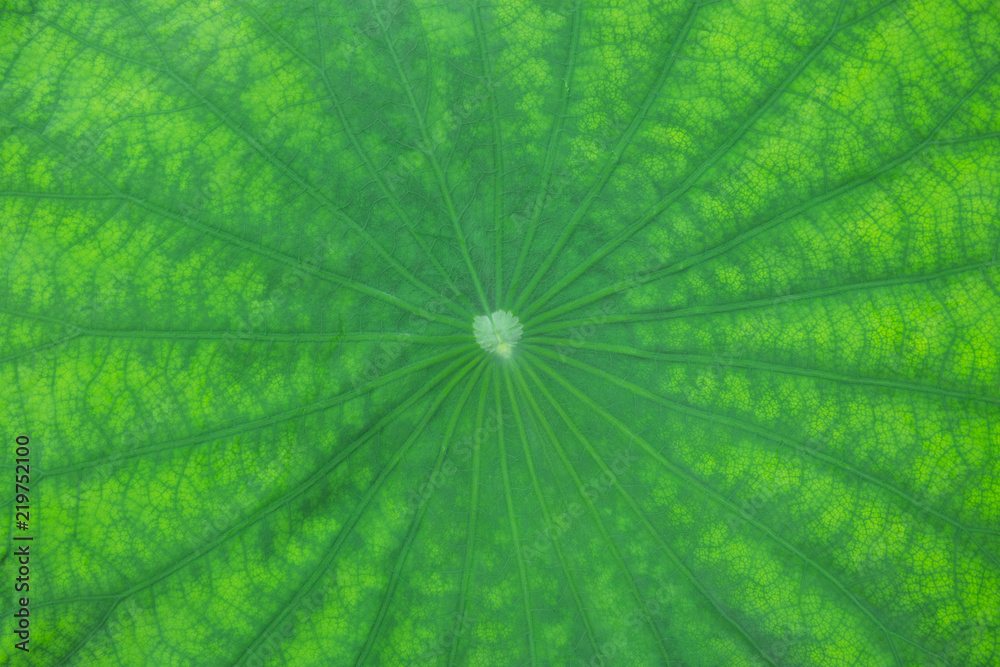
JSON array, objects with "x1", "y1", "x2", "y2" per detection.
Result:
[{"x1": 1, "y1": 0, "x2": 999, "y2": 664}]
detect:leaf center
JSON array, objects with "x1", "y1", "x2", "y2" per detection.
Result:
[{"x1": 473, "y1": 310, "x2": 524, "y2": 359}]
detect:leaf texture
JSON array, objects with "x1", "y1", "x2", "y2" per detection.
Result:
[{"x1": 1, "y1": 0, "x2": 999, "y2": 665}]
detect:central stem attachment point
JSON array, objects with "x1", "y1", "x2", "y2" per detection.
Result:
[{"x1": 473, "y1": 310, "x2": 523, "y2": 359}]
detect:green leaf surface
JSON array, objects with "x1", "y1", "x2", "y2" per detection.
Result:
[{"x1": 1, "y1": 0, "x2": 999, "y2": 664}]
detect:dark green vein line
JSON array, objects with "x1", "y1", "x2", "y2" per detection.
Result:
[
  {"x1": 526, "y1": 59, "x2": 1000, "y2": 327},
  {"x1": 469, "y1": 0, "x2": 505, "y2": 305},
  {"x1": 448, "y1": 362, "x2": 494, "y2": 666},
  {"x1": 1, "y1": 306, "x2": 461, "y2": 346},
  {"x1": 0, "y1": 333, "x2": 81, "y2": 365},
  {"x1": 371, "y1": 0, "x2": 490, "y2": 313},
  {"x1": 500, "y1": 368, "x2": 602, "y2": 660},
  {"x1": 509, "y1": 362, "x2": 674, "y2": 666},
  {"x1": 527, "y1": 345, "x2": 1000, "y2": 543},
  {"x1": 0, "y1": 326, "x2": 462, "y2": 350},
  {"x1": 37, "y1": 346, "x2": 475, "y2": 479},
  {"x1": 0, "y1": 111, "x2": 467, "y2": 330},
  {"x1": 354, "y1": 359, "x2": 488, "y2": 664},
  {"x1": 932, "y1": 132, "x2": 1000, "y2": 146},
  {"x1": 51, "y1": 351, "x2": 479, "y2": 665},
  {"x1": 0, "y1": 190, "x2": 117, "y2": 200},
  {"x1": 498, "y1": 365, "x2": 537, "y2": 666},
  {"x1": 527, "y1": 260, "x2": 997, "y2": 336},
  {"x1": 526, "y1": 338, "x2": 1000, "y2": 405},
  {"x1": 0, "y1": 304, "x2": 467, "y2": 347},
  {"x1": 505, "y1": 0, "x2": 583, "y2": 306},
  {"x1": 513, "y1": 0, "x2": 703, "y2": 312},
  {"x1": 519, "y1": 0, "x2": 866, "y2": 320},
  {"x1": 78, "y1": 330, "x2": 463, "y2": 344},
  {"x1": 233, "y1": 0, "x2": 474, "y2": 314},
  {"x1": 522, "y1": 350, "x2": 908, "y2": 666}
]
